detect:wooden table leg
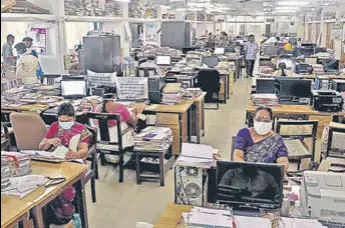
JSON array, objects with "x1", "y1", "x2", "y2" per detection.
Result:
[
  {"x1": 75, "y1": 180, "x2": 89, "y2": 228},
  {"x1": 32, "y1": 206, "x2": 44, "y2": 228},
  {"x1": 136, "y1": 152, "x2": 141, "y2": 185},
  {"x1": 159, "y1": 152, "x2": 165, "y2": 187}
]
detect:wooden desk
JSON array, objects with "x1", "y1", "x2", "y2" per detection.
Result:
[
  {"x1": 154, "y1": 204, "x2": 192, "y2": 228},
  {"x1": 246, "y1": 103, "x2": 345, "y2": 137},
  {"x1": 191, "y1": 93, "x2": 206, "y2": 143},
  {"x1": 1, "y1": 161, "x2": 88, "y2": 228},
  {"x1": 302, "y1": 74, "x2": 345, "y2": 80},
  {"x1": 1, "y1": 104, "x2": 48, "y2": 113}
]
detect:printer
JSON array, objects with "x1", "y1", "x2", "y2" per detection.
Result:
[
  {"x1": 311, "y1": 90, "x2": 344, "y2": 112},
  {"x1": 301, "y1": 171, "x2": 345, "y2": 222}
]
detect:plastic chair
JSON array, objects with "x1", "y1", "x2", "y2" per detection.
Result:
[
  {"x1": 325, "y1": 124, "x2": 345, "y2": 160},
  {"x1": 10, "y1": 113, "x2": 47, "y2": 150}
]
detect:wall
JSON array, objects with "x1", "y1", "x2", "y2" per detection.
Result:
[{"x1": 65, "y1": 22, "x2": 91, "y2": 53}]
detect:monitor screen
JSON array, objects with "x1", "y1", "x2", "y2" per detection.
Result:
[
  {"x1": 214, "y1": 48, "x2": 225, "y2": 54},
  {"x1": 61, "y1": 80, "x2": 87, "y2": 97},
  {"x1": 323, "y1": 59, "x2": 339, "y2": 71},
  {"x1": 202, "y1": 56, "x2": 218, "y2": 68},
  {"x1": 256, "y1": 79, "x2": 276, "y2": 94},
  {"x1": 279, "y1": 79, "x2": 312, "y2": 98},
  {"x1": 216, "y1": 161, "x2": 284, "y2": 209},
  {"x1": 332, "y1": 80, "x2": 345, "y2": 92},
  {"x1": 156, "y1": 56, "x2": 171, "y2": 65}
]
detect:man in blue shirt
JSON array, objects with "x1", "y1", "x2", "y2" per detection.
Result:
[
  {"x1": 244, "y1": 34, "x2": 259, "y2": 77},
  {"x1": 2, "y1": 34, "x2": 16, "y2": 66}
]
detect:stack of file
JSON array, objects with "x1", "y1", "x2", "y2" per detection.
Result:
[
  {"x1": 177, "y1": 143, "x2": 214, "y2": 168},
  {"x1": 134, "y1": 127, "x2": 173, "y2": 152},
  {"x1": 184, "y1": 88, "x2": 202, "y2": 99},
  {"x1": 251, "y1": 94, "x2": 279, "y2": 106},
  {"x1": 181, "y1": 207, "x2": 233, "y2": 227},
  {"x1": 1, "y1": 157, "x2": 11, "y2": 189},
  {"x1": 1, "y1": 151, "x2": 31, "y2": 177},
  {"x1": 312, "y1": 64, "x2": 325, "y2": 75},
  {"x1": 162, "y1": 83, "x2": 183, "y2": 105}
]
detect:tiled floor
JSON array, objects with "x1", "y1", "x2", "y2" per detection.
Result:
[{"x1": 85, "y1": 78, "x2": 253, "y2": 228}]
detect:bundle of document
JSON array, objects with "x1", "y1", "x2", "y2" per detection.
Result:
[
  {"x1": 134, "y1": 127, "x2": 173, "y2": 152},
  {"x1": 1, "y1": 151, "x2": 31, "y2": 177},
  {"x1": 312, "y1": 64, "x2": 325, "y2": 75},
  {"x1": 162, "y1": 83, "x2": 183, "y2": 104},
  {"x1": 183, "y1": 88, "x2": 202, "y2": 99},
  {"x1": 251, "y1": 94, "x2": 279, "y2": 106},
  {"x1": 181, "y1": 207, "x2": 233, "y2": 227},
  {"x1": 177, "y1": 143, "x2": 214, "y2": 168},
  {"x1": 1, "y1": 157, "x2": 11, "y2": 189},
  {"x1": 281, "y1": 218, "x2": 328, "y2": 228}
]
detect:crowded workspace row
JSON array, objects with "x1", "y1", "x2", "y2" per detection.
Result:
[{"x1": 2, "y1": 1, "x2": 345, "y2": 227}]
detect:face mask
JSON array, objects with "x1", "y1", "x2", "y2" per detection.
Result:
[
  {"x1": 59, "y1": 121, "x2": 74, "y2": 130},
  {"x1": 9, "y1": 42, "x2": 14, "y2": 46},
  {"x1": 254, "y1": 121, "x2": 272, "y2": 135}
]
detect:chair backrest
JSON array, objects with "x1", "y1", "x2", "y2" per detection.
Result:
[
  {"x1": 10, "y1": 113, "x2": 47, "y2": 150},
  {"x1": 327, "y1": 125, "x2": 345, "y2": 158},
  {"x1": 87, "y1": 112, "x2": 123, "y2": 150},
  {"x1": 230, "y1": 136, "x2": 236, "y2": 161},
  {"x1": 197, "y1": 69, "x2": 220, "y2": 92}
]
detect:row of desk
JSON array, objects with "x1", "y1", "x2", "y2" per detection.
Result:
[{"x1": 1, "y1": 161, "x2": 88, "y2": 228}]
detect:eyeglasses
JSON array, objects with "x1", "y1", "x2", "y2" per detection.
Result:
[{"x1": 254, "y1": 117, "x2": 272, "y2": 123}]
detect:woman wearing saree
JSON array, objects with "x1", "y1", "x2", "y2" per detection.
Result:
[
  {"x1": 233, "y1": 106, "x2": 289, "y2": 176},
  {"x1": 39, "y1": 102, "x2": 90, "y2": 225}
]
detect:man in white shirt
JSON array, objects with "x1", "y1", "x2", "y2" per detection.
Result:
[
  {"x1": 14, "y1": 42, "x2": 40, "y2": 85},
  {"x1": 244, "y1": 35, "x2": 259, "y2": 77}
]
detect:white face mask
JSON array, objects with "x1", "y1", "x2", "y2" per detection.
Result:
[
  {"x1": 59, "y1": 121, "x2": 75, "y2": 130},
  {"x1": 254, "y1": 121, "x2": 272, "y2": 135}
]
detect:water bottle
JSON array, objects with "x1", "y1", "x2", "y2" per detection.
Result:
[{"x1": 73, "y1": 214, "x2": 82, "y2": 228}]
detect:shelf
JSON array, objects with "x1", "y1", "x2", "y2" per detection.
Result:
[
  {"x1": 1, "y1": 13, "x2": 56, "y2": 22},
  {"x1": 65, "y1": 15, "x2": 124, "y2": 22}
]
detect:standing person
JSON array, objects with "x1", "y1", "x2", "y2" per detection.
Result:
[
  {"x1": 244, "y1": 34, "x2": 259, "y2": 77},
  {"x1": 14, "y1": 42, "x2": 40, "y2": 85},
  {"x1": 2, "y1": 34, "x2": 16, "y2": 66},
  {"x1": 22, "y1": 37, "x2": 44, "y2": 80}
]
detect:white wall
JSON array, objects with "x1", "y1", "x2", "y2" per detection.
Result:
[{"x1": 65, "y1": 22, "x2": 91, "y2": 52}]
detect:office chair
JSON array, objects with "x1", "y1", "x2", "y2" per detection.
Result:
[
  {"x1": 137, "y1": 67, "x2": 157, "y2": 77},
  {"x1": 10, "y1": 113, "x2": 48, "y2": 151},
  {"x1": 276, "y1": 120, "x2": 318, "y2": 170},
  {"x1": 87, "y1": 112, "x2": 132, "y2": 183},
  {"x1": 196, "y1": 69, "x2": 221, "y2": 110},
  {"x1": 324, "y1": 124, "x2": 345, "y2": 161},
  {"x1": 230, "y1": 136, "x2": 236, "y2": 161}
]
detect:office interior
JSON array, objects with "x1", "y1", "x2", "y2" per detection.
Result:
[{"x1": 1, "y1": 0, "x2": 345, "y2": 228}]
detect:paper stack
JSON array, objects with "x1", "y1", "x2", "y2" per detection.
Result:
[
  {"x1": 312, "y1": 64, "x2": 325, "y2": 75},
  {"x1": 162, "y1": 83, "x2": 183, "y2": 104},
  {"x1": 1, "y1": 151, "x2": 31, "y2": 177},
  {"x1": 177, "y1": 143, "x2": 214, "y2": 168},
  {"x1": 134, "y1": 127, "x2": 173, "y2": 152},
  {"x1": 183, "y1": 88, "x2": 202, "y2": 99},
  {"x1": 1, "y1": 157, "x2": 11, "y2": 189},
  {"x1": 182, "y1": 207, "x2": 233, "y2": 227},
  {"x1": 251, "y1": 94, "x2": 279, "y2": 106},
  {"x1": 281, "y1": 218, "x2": 328, "y2": 228}
]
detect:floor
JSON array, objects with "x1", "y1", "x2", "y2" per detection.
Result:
[{"x1": 85, "y1": 78, "x2": 253, "y2": 228}]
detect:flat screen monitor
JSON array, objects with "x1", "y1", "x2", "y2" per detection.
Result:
[
  {"x1": 279, "y1": 78, "x2": 312, "y2": 98},
  {"x1": 216, "y1": 161, "x2": 284, "y2": 209},
  {"x1": 214, "y1": 48, "x2": 225, "y2": 54},
  {"x1": 332, "y1": 79, "x2": 345, "y2": 92},
  {"x1": 256, "y1": 78, "x2": 276, "y2": 94},
  {"x1": 156, "y1": 56, "x2": 171, "y2": 66},
  {"x1": 202, "y1": 56, "x2": 218, "y2": 68},
  {"x1": 61, "y1": 80, "x2": 87, "y2": 98},
  {"x1": 322, "y1": 59, "x2": 339, "y2": 72}
]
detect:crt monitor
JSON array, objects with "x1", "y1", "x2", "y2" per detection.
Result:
[
  {"x1": 61, "y1": 80, "x2": 88, "y2": 98},
  {"x1": 214, "y1": 48, "x2": 225, "y2": 55},
  {"x1": 323, "y1": 59, "x2": 339, "y2": 72},
  {"x1": 332, "y1": 79, "x2": 345, "y2": 92},
  {"x1": 216, "y1": 161, "x2": 284, "y2": 209},
  {"x1": 156, "y1": 56, "x2": 171, "y2": 66},
  {"x1": 278, "y1": 78, "x2": 312, "y2": 98},
  {"x1": 202, "y1": 56, "x2": 218, "y2": 68}
]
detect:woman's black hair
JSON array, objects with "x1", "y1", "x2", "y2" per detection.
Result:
[
  {"x1": 57, "y1": 102, "x2": 75, "y2": 117},
  {"x1": 254, "y1": 106, "x2": 273, "y2": 120},
  {"x1": 102, "y1": 93, "x2": 116, "y2": 113}
]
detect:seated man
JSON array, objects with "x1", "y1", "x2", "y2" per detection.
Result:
[
  {"x1": 273, "y1": 62, "x2": 293, "y2": 77},
  {"x1": 233, "y1": 106, "x2": 289, "y2": 177}
]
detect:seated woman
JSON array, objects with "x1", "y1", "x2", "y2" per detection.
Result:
[
  {"x1": 273, "y1": 62, "x2": 293, "y2": 77},
  {"x1": 233, "y1": 106, "x2": 289, "y2": 176},
  {"x1": 38, "y1": 102, "x2": 90, "y2": 225},
  {"x1": 92, "y1": 93, "x2": 138, "y2": 163}
]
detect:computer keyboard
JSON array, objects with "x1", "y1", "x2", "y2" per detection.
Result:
[{"x1": 319, "y1": 220, "x2": 345, "y2": 228}]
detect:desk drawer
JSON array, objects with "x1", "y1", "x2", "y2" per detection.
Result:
[{"x1": 156, "y1": 113, "x2": 179, "y2": 126}]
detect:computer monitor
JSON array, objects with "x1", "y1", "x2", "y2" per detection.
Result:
[
  {"x1": 216, "y1": 161, "x2": 284, "y2": 209},
  {"x1": 202, "y1": 56, "x2": 218, "y2": 68},
  {"x1": 156, "y1": 56, "x2": 171, "y2": 66},
  {"x1": 278, "y1": 78, "x2": 312, "y2": 98},
  {"x1": 61, "y1": 80, "x2": 88, "y2": 98},
  {"x1": 332, "y1": 79, "x2": 345, "y2": 92},
  {"x1": 214, "y1": 48, "x2": 225, "y2": 55},
  {"x1": 323, "y1": 59, "x2": 339, "y2": 72},
  {"x1": 256, "y1": 78, "x2": 276, "y2": 94}
]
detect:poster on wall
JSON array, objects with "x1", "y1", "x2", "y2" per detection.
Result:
[
  {"x1": 145, "y1": 23, "x2": 158, "y2": 42},
  {"x1": 27, "y1": 28, "x2": 47, "y2": 55},
  {"x1": 331, "y1": 23, "x2": 343, "y2": 40}
]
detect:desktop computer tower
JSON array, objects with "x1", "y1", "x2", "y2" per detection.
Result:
[{"x1": 148, "y1": 76, "x2": 166, "y2": 104}]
